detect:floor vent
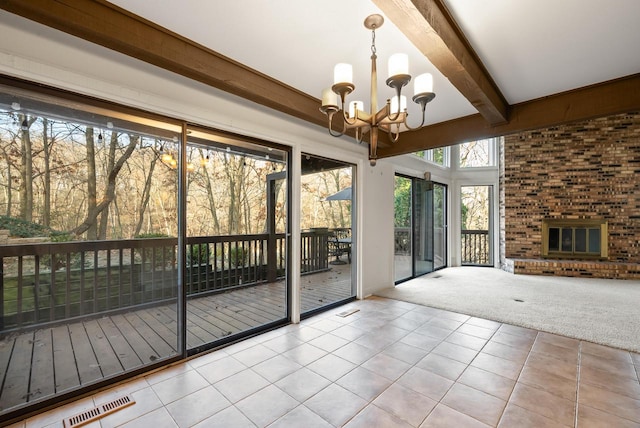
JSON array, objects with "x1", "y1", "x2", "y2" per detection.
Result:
[
  {"x1": 336, "y1": 308, "x2": 360, "y2": 317},
  {"x1": 63, "y1": 395, "x2": 135, "y2": 428}
]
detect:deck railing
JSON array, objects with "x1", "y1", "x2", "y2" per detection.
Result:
[
  {"x1": 1, "y1": 230, "x2": 331, "y2": 332},
  {"x1": 461, "y1": 229, "x2": 491, "y2": 265}
]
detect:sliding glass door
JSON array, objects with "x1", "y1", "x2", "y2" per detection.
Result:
[
  {"x1": 413, "y1": 180, "x2": 434, "y2": 276},
  {"x1": 184, "y1": 127, "x2": 290, "y2": 354},
  {"x1": 299, "y1": 154, "x2": 356, "y2": 316},
  {"x1": 433, "y1": 183, "x2": 447, "y2": 270},
  {"x1": 394, "y1": 175, "x2": 447, "y2": 283},
  {"x1": 0, "y1": 81, "x2": 183, "y2": 416}
]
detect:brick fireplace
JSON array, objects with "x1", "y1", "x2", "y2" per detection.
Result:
[{"x1": 501, "y1": 111, "x2": 640, "y2": 279}]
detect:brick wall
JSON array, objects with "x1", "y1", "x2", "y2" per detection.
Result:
[{"x1": 503, "y1": 111, "x2": 640, "y2": 279}]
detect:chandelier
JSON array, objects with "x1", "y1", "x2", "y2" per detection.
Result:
[{"x1": 320, "y1": 14, "x2": 436, "y2": 166}]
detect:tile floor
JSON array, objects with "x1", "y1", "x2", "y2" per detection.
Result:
[{"x1": 7, "y1": 296, "x2": 640, "y2": 427}]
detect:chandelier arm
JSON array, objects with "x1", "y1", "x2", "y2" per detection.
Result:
[
  {"x1": 387, "y1": 124, "x2": 401, "y2": 143},
  {"x1": 405, "y1": 93, "x2": 436, "y2": 131},
  {"x1": 403, "y1": 104, "x2": 427, "y2": 131},
  {"x1": 355, "y1": 127, "x2": 363, "y2": 144},
  {"x1": 386, "y1": 85, "x2": 404, "y2": 122},
  {"x1": 342, "y1": 108, "x2": 360, "y2": 126},
  {"x1": 327, "y1": 111, "x2": 347, "y2": 137}
]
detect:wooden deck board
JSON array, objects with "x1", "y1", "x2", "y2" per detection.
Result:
[
  {"x1": 136, "y1": 308, "x2": 178, "y2": 351},
  {"x1": 0, "y1": 332, "x2": 32, "y2": 410},
  {"x1": 51, "y1": 325, "x2": 80, "y2": 393},
  {"x1": 29, "y1": 329, "x2": 54, "y2": 402},
  {"x1": 0, "y1": 265, "x2": 354, "y2": 413},
  {"x1": 187, "y1": 301, "x2": 242, "y2": 337},
  {"x1": 0, "y1": 337, "x2": 15, "y2": 405},
  {"x1": 96, "y1": 317, "x2": 142, "y2": 371},
  {"x1": 190, "y1": 298, "x2": 255, "y2": 330},
  {"x1": 83, "y1": 319, "x2": 123, "y2": 378},
  {"x1": 202, "y1": 292, "x2": 279, "y2": 326},
  {"x1": 110, "y1": 314, "x2": 160, "y2": 365},
  {"x1": 123, "y1": 312, "x2": 176, "y2": 358},
  {"x1": 68, "y1": 322, "x2": 102, "y2": 385},
  {"x1": 217, "y1": 288, "x2": 285, "y2": 318}
]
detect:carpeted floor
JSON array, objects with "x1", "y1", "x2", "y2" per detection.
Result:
[{"x1": 375, "y1": 267, "x2": 640, "y2": 352}]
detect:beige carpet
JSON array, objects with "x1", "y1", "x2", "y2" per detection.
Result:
[{"x1": 376, "y1": 267, "x2": 640, "y2": 353}]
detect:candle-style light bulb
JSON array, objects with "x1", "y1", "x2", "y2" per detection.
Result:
[
  {"x1": 321, "y1": 88, "x2": 339, "y2": 107},
  {"x1": 414, "y1": 73, "x2": 434, "y2": 95},
  {"x1": 388, "y1": 53, "x2": 409, "y2": 78},
  {"x1": 334, "y1": 63, "x2": 353, "y2": 85}
]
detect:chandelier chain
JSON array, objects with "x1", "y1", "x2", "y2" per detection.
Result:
[{"x1": 371, "y1": 29, "x2": 377, "y2": 55}]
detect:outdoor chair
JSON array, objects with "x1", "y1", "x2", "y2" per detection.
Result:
[{"x1": 328, "y1": 228, "x2": 351, "y2": 264}]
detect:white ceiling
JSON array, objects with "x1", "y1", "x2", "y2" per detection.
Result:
[{"x1": 108, "y1": 0, "x2": 640, "y2": 126}]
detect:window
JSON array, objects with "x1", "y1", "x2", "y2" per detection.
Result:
[
  {"x1": 416, "y1": 147, "x2": 449, "y2": 167},
  {"x1": 459, "y1": 138, "x2": 497, "y2": 168}
]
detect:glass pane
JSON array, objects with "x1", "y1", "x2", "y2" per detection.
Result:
[
  {"x1": 433, "y1": 183, "x2": 447, "y2": 270},
  {"x1": 548, "y1": 228, "x2": 560, "y2": 251},
  {"x1": 185, "y1": 129, "x2": 288, "y2": 352},
  {"x1": 561, "y1": 228, "x2": 573, "y2": 252},
  {"x1": 394, "y1": 176, "x2": 412, "y2": 282},
  {"x1": 461, "y1": 185, "x2": 492, "y2": 265},
  {"x1": 574, "y1": 228, "x2": 587, "y2": 252},
  {"x1": 459, "y1": 139, "x2": 492, "y2": 167},
  {"x1": 589, "y1": 228, "x2": 601, "y2": 253},
  {"x1": 414, "y1": 180, "x2": 434, "y2": 276},
  {"x1": 0, "y1": 87, "x2": 181, "y2": 416},
  {"x1": 300, "y1": 154, "x2": 354, "y2": 314}
]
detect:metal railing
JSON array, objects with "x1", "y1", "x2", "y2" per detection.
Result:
[
  {"x1": 1, "y1": 230, "x2": 331, "y2": 332},
  {"x1": 461, "y1": 229, "x2": 491, "y2": 265}
]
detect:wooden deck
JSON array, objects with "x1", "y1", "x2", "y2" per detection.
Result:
[{"x1": 0, "y1": 264, "x2": 353, "y2": 413}]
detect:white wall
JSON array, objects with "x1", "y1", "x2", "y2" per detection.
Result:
[{"x1": 0, "y1": 11, "x2": 401, "y2": 303}]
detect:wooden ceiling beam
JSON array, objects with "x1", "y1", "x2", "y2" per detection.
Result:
[
  {"x1": 377, "y1": 73, "x2": 640, "y2": 158},
  {"x1": 0, "y1": 0, "x2": 335, "y2": 132},
  {"x1": 373, "y1": 0, "x2": 509, "y2": 125}
]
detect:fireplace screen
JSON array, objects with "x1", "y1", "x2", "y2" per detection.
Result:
[{"x1": 542, "y1": 219, "x2": 608, "y2": 259}]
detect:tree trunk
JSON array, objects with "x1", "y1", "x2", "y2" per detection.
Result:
[
  {"x1": 3, "y1": 146, "x2": 12, "y2": 217},
  {"x1": 224, "y1": 155, "x2": 241, "y2": 234},
  {"x1": 18, "y1": 114, "x2": 36, "y2": 222},
  {"x1": 85, "y1": 127, "x2": 98, "y2": 239},
  {"x1": 134, "y1": 153, "x2": 157, "y2": 236},
  {"x1": 71, "y1": 134, "x2": 138, "y2": 237},
  {"x1": 200, "y1": 149, "x2": 220, "y2": 234},
  {"x1": 42, "y1": 118, "x2": 51, "y2": 227},
  {"x1": 98, "y1": 132, "x2": 118, "y2": 239}
]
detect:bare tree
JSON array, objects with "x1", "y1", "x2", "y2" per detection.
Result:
[
  {"x1": 71, "y1": 133, "x2": 138, "y2": 238},
  {"x1": 18, "y1": 114, "x2": 37, "y2": 221},
  {"x1": 85, "y1": 127, "x2": 98, "y2": 239},
  {"x1": 134, "y1": 147, "x2": 159, "y2": 236},
  {"x1": 198, "y1": 148, "x2": 220, "y2": 234},
  {"x1": 41, "y1": 118, "x2": 52, "y2": 227},
  {"x1": 222, "y1": 154, "x2": 247, "y2": 234},
  {"x1": 98, "y1": 131, "x2": 119, "y2": 239}
]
